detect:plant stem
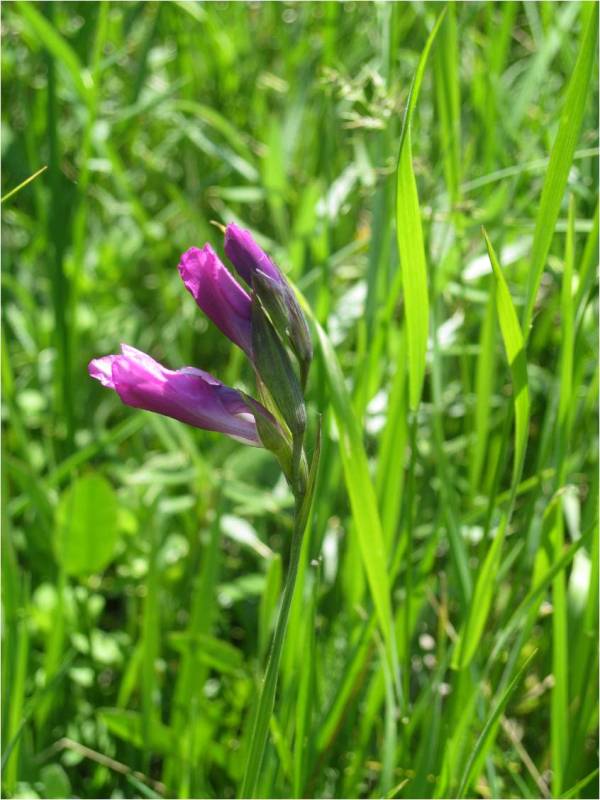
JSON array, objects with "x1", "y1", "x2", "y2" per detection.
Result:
[{"x1": 240, "y1": 496, "x2": 306, "y2": 798}]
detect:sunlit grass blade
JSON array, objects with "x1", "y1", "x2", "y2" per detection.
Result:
[
  {"x1": 508, "y1": 2, "x2": 580, "y2": 134},
  {"x1": 1, "y1": 650, "x2": 75, "y2": 776},
  {"x1": 292, "y1": 571, "x2": 317, "y2": 797},
  {"x1": 565, "y1": 513, "x2": 598, "y2": 789},
  {"x1": 574, "y1": 199, "x2": 599, "y2": 330},
  {"x1": 433, "y1": 2, "x2": 461, "y2": 205},
  {"x1": 1, "y1": 165, "x2": 47, "y2": 204},
  {"x1": 550, "y1": 195, "x2": 576, "y2": 796},
  {"x1": 469, "y1": 278, "x2": 497, "y2": 495},
  {"x1": 453, "y1": 231, "x2": 530, "y2": 669},
  {"x1": 485, "y1": 230, "x2": 530, "y2": 485},
  {"x1": 313, "y1": 319, "x2": 398, "y2": 693},
  {"x1": 457, "y1": 650, "x2": 537, "y2": 798},
  {"x1": 523, "y1": 4, "x2": 598, "y2": 334},
  {"x1": 431, "y1": 298, "x2": 472, "y2": 609},
  {"x1": 375, "y1": 331, "x2": 408, "y2": 548},
  {"x1": 560, "y1": 768, "x2": 600, "y2": 800},
  {"x1": 167, "y1": 506, "x2": 220, "y2": 788},
  {"x1": 395, "y1": 8, "x2": 446, "y2": 409},
  {"x1": 490, "y1": 523, "x2": 593, "y2": 662}
]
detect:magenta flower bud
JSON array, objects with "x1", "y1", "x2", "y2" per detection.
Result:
[
  {"x1": 88, "y1": 345, "x2": 273, "y2": 447},
  {"x1": 224, "y1": 223, "x2": 282, "y2": 287},
  {"x1": 178, "y1": 245, "x2": 253, "y2": 359},
  {"x1": 224, "y1": 223, "x2": 313, "y2": 382}
]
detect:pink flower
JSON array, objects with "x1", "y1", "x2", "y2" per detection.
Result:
[
  {"x1": 178, "y1": 244, "x2": 253, "y2": 359},
  {"x1": 224, "y1": 222, "x2": 282, "y2": 287},
  {"x1": 224, "y1": 223, "x2": 312, "y2": 371},
  {"x1": 89, "y1": 345, "x2": 273, "y2": 447}
]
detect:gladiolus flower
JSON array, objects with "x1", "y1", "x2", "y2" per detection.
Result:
[
  {"x1": 224, "y1": 222, "x2": 282, "y2": 287},
  {"x1": 90, "y1": 224, "x2": 313, "y2": 471},
  {"x1": 89, "y1": 344, "x2": 273, "y2": 447},
  {"x1": 178, "y1": 244, "x2": 253, "y2": 358},
  {"x1": 224, "y1": 223, "x2": 313, "y2": 374}
]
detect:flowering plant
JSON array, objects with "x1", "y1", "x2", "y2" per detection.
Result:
[{"x1": 90, "y1": 224, "x2": 319, "y2": 796}]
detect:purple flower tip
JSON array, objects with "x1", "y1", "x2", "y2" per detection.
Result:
[
  {"x1": 178, "y1": 245, "x2": 253, "y2": 358},
  {"x1": 224, "y1": 223, "x2": 283, "y2": 287},
  {"x1": 88, "y1": 355, "x2": 118, "y2": 388}
]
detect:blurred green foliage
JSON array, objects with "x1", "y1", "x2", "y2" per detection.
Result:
[{"x1": 1, "y1": 2, "x2": 598, "y2": 799}]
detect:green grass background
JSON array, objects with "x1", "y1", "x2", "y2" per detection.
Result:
[{"x1": 2, "y1": 1, "x2": 598, "y2": 798}]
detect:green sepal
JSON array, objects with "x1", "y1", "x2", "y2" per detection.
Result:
[
  {"x1": 252, "y1": 269, "x2": 313, "y2": 388},
  {"x1": 242, "y1": 391, "x2": 295, "y2": 484},
  {"x1": 251, "y1": 293, "x2": 306, "y2": 444}
]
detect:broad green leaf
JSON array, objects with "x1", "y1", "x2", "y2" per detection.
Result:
[
  {"x1": 396, "y1": 9, "x2": 446, "y2": 409},
  {"x1": 523, "y1": 5, "x2": 598, "y2": 333},
  {"x1": 55, "y1": 474, "x2": 119, "y2": 576},
  {"x1": 39, "y1": 764, "x2": 71, "y2": 800}
]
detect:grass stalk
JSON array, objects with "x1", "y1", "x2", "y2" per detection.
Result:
[{"x1": 240, "y1": 496, "x2": 308, "y2": 798}]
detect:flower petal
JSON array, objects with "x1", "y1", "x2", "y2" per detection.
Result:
[
  {"x1": 224, "y1": 223, "x2": 283, "y2": 286},
  {"x1": 178, "y1": 245, "x2": 253, "y2": 358},
  {"x1": 88, "y1": 355, "x2": 118, "y2": 388},
  {"x1": 89, "y1": 345, "x2": 266, "y2": 446}
]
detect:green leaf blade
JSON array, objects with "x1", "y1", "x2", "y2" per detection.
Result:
[
  {"x1": 395, "y1": 10, "x2": 447, "y2": 410},
  {"x1": 523, "y1": 5, "x2": 598, "y2": 333}
]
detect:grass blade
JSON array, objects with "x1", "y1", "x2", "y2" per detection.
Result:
[
  {"x1": 453, "y1": 231, "x2": 530, "y2": 669},
  {"x1": 560, "y1": 768, "x2": 600, "y2": 800},
  {"x1": 469, "y1": 278, "x2": 498, "y2": 495},
  {"x1": 240, "y1": 428, "x2": 321, "y2": 798},
  {"x1": 395, "y1": 9, "x2": 446, "y2": 409},
  {"x1": 1, "y1": 165, "x2": 47, "y2": 204},
  {"x1": 550, "y1": 195, "x2": 577, "y2": 796},
  {"x1": 457, "y1": 650, "x2": 537, "y2": 798},
  {"x1": 313, "y1": 319, "x2": 398, "y2": 695},
  {"x1": 523, "y1": 4, "x2": 598, "y2": 334},
  {"x1": 485, "y1": 230, "x2": 530, "y2": 485},
  {"x1": 433, "y1": 2, "x2": 461, "y2": 205}
]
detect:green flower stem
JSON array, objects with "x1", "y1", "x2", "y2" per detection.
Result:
[{"x1": 240, "y1": 496, "x2": 306, "y2": 798}]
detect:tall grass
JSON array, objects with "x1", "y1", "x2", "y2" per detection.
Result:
[{"x1": 2, "y1": 2, "x2": 598, "y2": 799}]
